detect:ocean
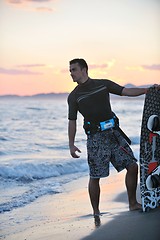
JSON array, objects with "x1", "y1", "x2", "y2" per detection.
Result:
[{"x1": 0, "y1": 95, "x2": 145, "y2": 233}]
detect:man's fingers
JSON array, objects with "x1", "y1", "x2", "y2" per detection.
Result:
[
  {"x1": 71, "y1": 150, "x2": 80, "y2": 158},
  {"x1": 70, "y1": 146, "x2": 81, "y2": 158},
  {"x1": 72, "y1": 153, "x2": 80, "y2": 158}
]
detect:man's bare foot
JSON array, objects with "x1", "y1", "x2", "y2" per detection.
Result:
[
  {"x1": 93, "y1": 212, "x2": 101, "y2": 228},
  {"x1": 129, "y1": 202, "x2": 142, "y2": 211},
  {"x1": 94, "y1": 215, "x2": 101, "y2": 227}
]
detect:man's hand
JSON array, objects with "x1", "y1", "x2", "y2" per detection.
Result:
[{"x1": 70, "y1": 145, "x2": 81, "y2": 158}]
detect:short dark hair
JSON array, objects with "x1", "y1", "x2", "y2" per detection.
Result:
[{"x1": 69, "y1": 58, "x2": 88, "y2": 72}]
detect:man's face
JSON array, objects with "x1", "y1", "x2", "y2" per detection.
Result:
[{"x1": 69, "y1": 63, "x2": 85, "y2": 83}]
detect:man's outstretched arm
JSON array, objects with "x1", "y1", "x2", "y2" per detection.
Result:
[
  {"x1": 122, "y1": 84, "x2": 160, "y2": 97},
  {"x1": 122, "y1": 87, "x2": 147, "y2": 97}
]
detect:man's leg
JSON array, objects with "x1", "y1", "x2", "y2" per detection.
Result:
[
  {"x1": 125, "y1": 163, "x2": 141, "y2": 210},
  {"x1": 88, "y1": 177, "x2": 100, "y2": 215}
]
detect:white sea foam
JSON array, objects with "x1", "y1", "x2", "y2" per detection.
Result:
[{"x1": 0, "y1": 160, "x2": 88, "y2": 182}]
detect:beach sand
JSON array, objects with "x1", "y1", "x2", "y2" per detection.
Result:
[{"x1": 2, "y1": 170, "x2": 160, "y2": 240}]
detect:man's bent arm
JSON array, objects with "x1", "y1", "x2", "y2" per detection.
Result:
[
  {"x1": 68, "y1": 120, "x2": 77, "y2": 147},
  {"x1": 68, "y1": 120, "x2": 81, "y2": 158}
]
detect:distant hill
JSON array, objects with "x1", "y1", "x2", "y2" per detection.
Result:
[
  {"x1": 0, "y1": 92, "x2": 69, "y2": 99},
  {"x1": 0, "y1": 83, "x2": 152, "y2": 99}
]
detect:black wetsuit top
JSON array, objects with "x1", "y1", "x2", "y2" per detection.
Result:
[{"x1": 68, "y1": 78, "x2": 124, "y2": 122}]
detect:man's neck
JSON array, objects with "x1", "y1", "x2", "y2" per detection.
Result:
[{"x1": 79, "y1": 77, "x2": 89, "y2": 85}]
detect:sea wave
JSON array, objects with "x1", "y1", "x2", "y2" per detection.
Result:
[
  {"x1": 26, "y1": 107, "x2": 47, "y2": 111},
  {"x1": 0, "y1": 137, "x2": 8, "y2": 141},
  {"x1": 0, "y1": 159, "x2": 88, "y2": 213},
  {"x1": 0, "y1": 183, "x2": 60, "y2": 213},
  {"x1": 0, "y1": 159, "x2": 88, "y2": 183}
]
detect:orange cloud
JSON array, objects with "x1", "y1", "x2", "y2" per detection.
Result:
[
  {"x1": 0, "y1": 67, "x2": 43, "y2": 75},
  {"x1": 35, "y1": 7, "x2": 53, "y2": 12},
  {"x1": 88, "y1": 59, "x2": 116, "y2": 78},
  {"x1": 141, "y1": 64, "x2": 160, "y2": 71},
  {"x1": 126, "y1": 64, "x2": 160, "y2": 71},
  {"x1": 16, "y1": 64, "x2": 47, "y2": 68},
  {"x1": 126, "y1": 66, "x2": 144, "y2": 71},
  {"x1": 5, "y1": 0, "x2": 58, "y2": 12},
  {"x1": 90, "y1": 59, "x2": 116, "y2": 70},
  {"x1": 6, "y1": 0, "x2": 55, "y2": 3}
]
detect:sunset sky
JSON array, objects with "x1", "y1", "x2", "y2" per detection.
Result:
[{"x1": 0, "y1": 0, "x2": 160, "y2": 96}]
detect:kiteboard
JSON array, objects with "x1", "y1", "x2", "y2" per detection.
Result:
[{"x1": 140, "y1": 86, "x2": 160, "y2": 212}]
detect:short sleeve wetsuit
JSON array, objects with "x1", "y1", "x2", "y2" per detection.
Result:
[{"x1": 68, "y1": 78, "x2": 124, "y2": 123}]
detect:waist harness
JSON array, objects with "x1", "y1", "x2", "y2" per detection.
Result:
[{"x1": 83, "y1": 114, "x2": 131, "y2": 145}]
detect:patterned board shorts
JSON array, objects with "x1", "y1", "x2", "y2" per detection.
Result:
[{"x1": 87, "y1": 129, "x2": 137, "y2": 178}]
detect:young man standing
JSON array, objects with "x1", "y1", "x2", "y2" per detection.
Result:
[{"x1": 67, "y1": 58, "x2": 152, "y2": 216}]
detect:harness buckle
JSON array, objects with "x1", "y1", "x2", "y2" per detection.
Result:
[
  {"x1": 99, "y1": 118, "x2": 115, "y2": 131},
  {"x1": 83, "y1": 118, "x2": 115, "y2": 135}
]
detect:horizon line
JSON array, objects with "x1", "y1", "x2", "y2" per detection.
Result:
[{"x1": 0, "y1": 83, "x2": 153, "y2": 97}]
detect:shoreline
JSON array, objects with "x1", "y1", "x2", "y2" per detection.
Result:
[{"x1": 1, "y1": 170, "x2": 159, "y2": 240}]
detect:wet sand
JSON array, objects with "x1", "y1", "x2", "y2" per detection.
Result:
[{"x1": 1, "y1": 170, "x2": 159, "y2": 240}]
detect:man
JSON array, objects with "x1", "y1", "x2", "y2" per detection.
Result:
[{"x1": 67, "y1": 58, "x2": 156, "y2": 216}]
